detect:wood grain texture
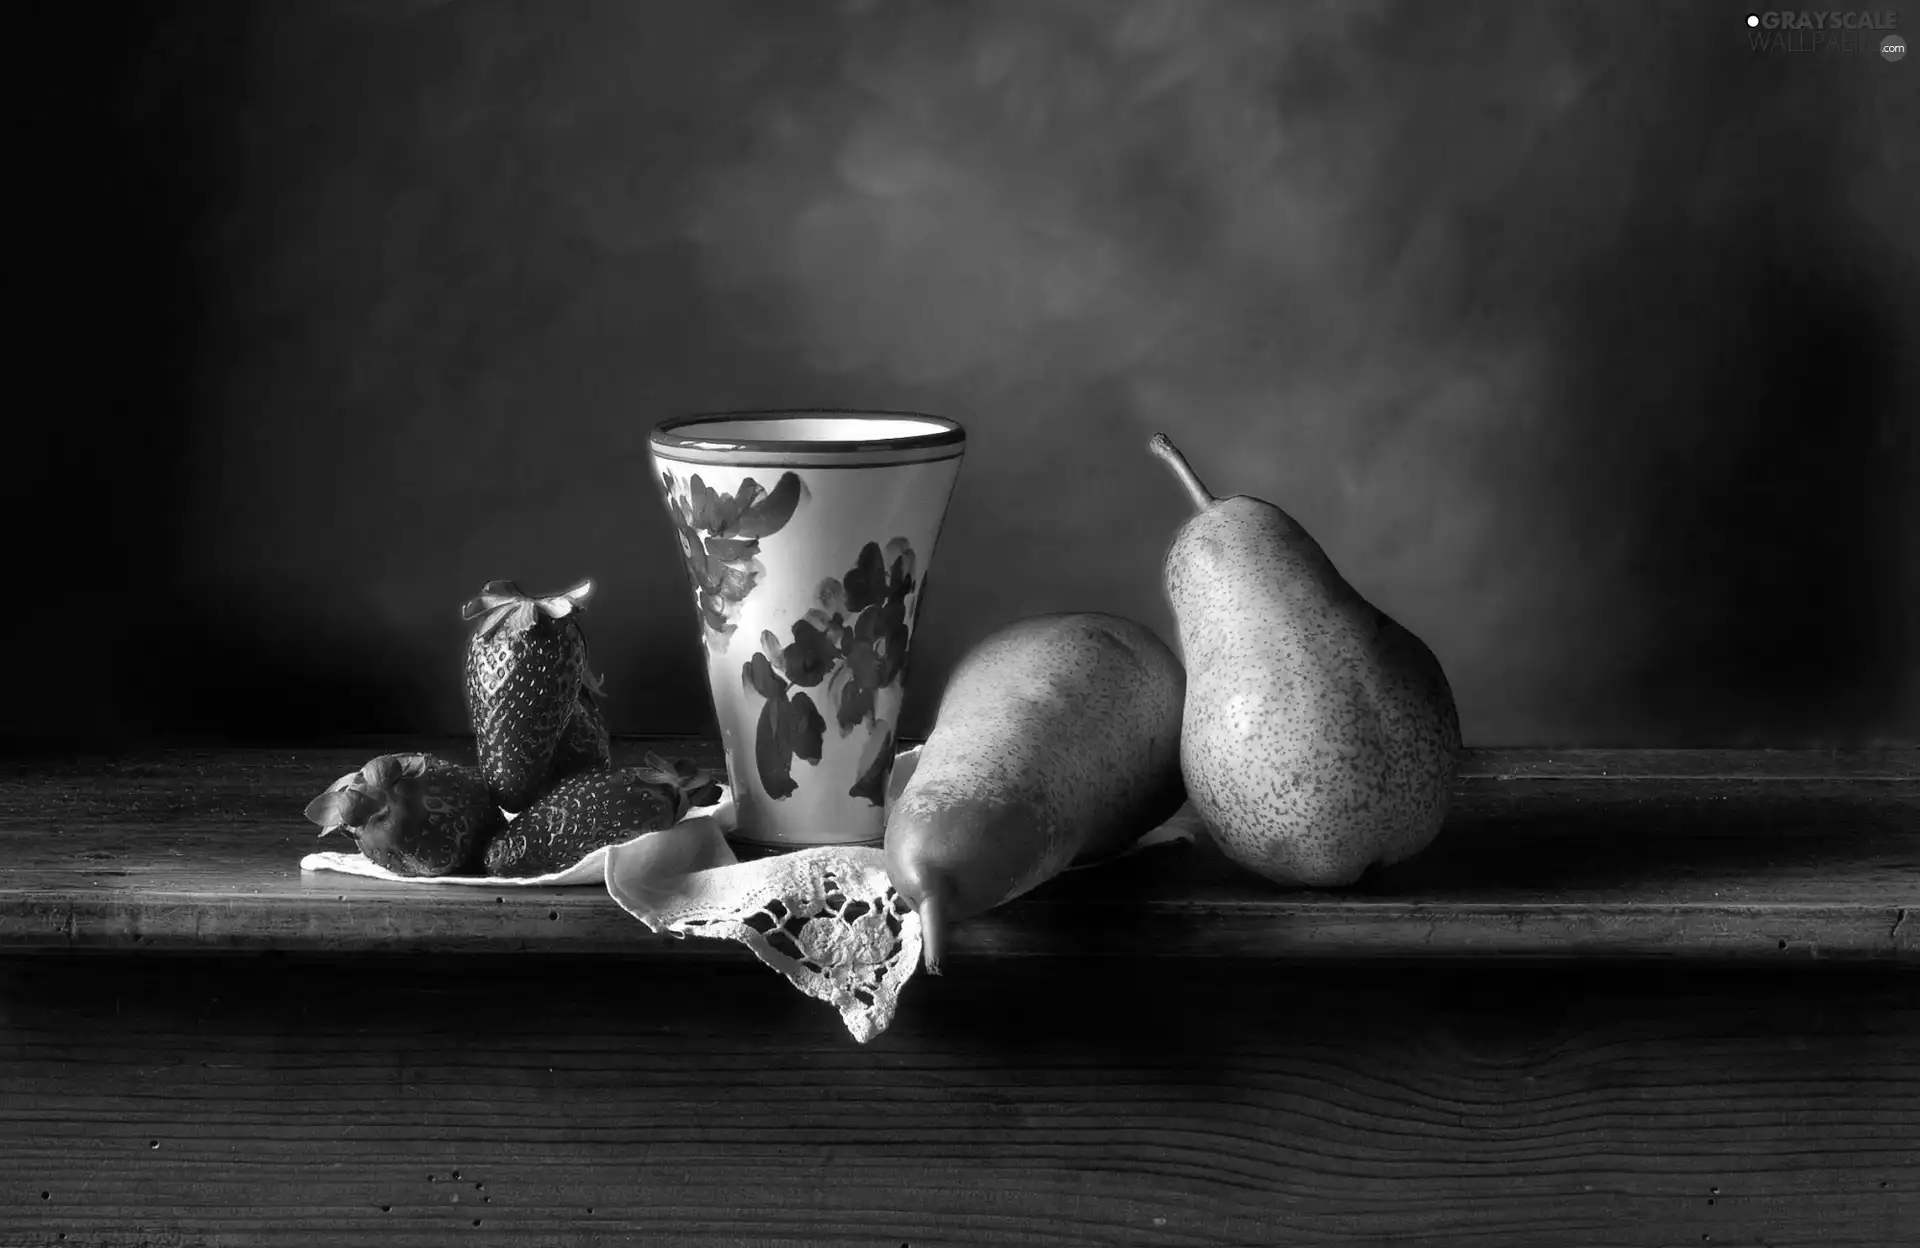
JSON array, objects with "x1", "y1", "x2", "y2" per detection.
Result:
[
  {"x1": 1, "y1": 954, "x2": 1916, "y2": 1247},
  {"x1": 1, "y1": 741, "x2": 1916, "y2": 960}
]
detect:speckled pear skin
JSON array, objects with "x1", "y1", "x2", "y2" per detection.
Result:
[
  {"x1": 885, "y1": 612, "x2": 1187, "y2": 923},
  {"x1": 1158, "y1": 457, "x2": 1462, "y2": 888}
]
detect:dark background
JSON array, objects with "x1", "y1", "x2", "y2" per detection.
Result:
[{"x1": 12, "y1": 0, "x2": 1916, "y2": 751}]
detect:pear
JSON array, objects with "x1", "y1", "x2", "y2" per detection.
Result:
[
  {"x1": 1147, "y1": 433, "x2": 1461, "y2": 887},
  {"x1": 885, "y1": 612, "x2": 1186, "y2": 973}
]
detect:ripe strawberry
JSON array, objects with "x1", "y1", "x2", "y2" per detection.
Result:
[
  {"x1": 482, "y1": 753, "x2": 723, "y2": 878},
  {"x1": 545, "y1": 684, "x2": 612, "y2": 788},
  {"x1": 303, "y1": 752, "x2": 501, "y2": 877},
  {"x1": 462, "y1": 579, "x2": 597, "y2": 813}
]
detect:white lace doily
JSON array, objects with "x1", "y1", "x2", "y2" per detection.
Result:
[
  {"x1": 301, "y1": 746, "x2": 1198, "y2": 1041},
  {"x1": 606, "y1": 833, "x2": 918, "y2": 1043}
]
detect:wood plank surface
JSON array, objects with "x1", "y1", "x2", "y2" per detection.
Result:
[
  {"x1": 1, "y1": 741, "x2": 1916, "y2": 960},
  {"x1": 1, "y1": 953, "x2": 1915, "y2": 1247}
]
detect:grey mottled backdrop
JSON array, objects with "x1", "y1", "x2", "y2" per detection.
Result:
[{"x1": 14, "y1": 0, "x2": 1917, "y2": 749}]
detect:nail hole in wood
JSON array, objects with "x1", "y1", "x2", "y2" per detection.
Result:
[{"x1": 549, "y1": 910, "x2": 558, "y2": 921}]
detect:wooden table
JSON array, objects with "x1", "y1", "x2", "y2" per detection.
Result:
[{"x1": 2, "y1": 741, "x2": 1916, "y2": 1246}]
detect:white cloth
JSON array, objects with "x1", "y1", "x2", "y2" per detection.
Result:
[{"x1": 301, "y1": 747, "x2": 1198, "y2": 1041}]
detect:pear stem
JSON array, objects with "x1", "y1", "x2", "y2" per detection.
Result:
[
  {"x1": 1147, "y1": 433, "x2": 1216, "y2": 513},
  {"x1": 918, "y1": 890, "x2": 947, "y2": 976}
]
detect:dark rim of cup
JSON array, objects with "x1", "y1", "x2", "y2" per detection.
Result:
[{"x1": 650, "y1": 409, "x2": 965, "y2": 455}]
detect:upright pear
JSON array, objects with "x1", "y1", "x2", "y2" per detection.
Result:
[{"x1": 1147, "y1": 433, "x2": 1461, "y2": 887}]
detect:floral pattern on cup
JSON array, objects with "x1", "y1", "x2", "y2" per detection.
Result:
[
  {"x1": 660, "y1": 470, "x2": 808, "y2": 648},
  {"x1": 740, "y1": 537, "x2": 917, "y2": 806}
]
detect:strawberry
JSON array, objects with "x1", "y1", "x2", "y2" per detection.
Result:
[
  {"x1": 462, "y1": 579, "x2": 597, "y2": 813},
  {"x1": 303, "y1": 752, "x2": 502, "y2": 877},
  {"x1": 545, "y1": 684, "x2": 612, "y2": 788},
  {"x1": 482, "y1": 752, "x2": 724, "y2": 878}
]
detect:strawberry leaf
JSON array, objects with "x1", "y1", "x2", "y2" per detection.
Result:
[
  {"x1": 361, "y1": 754, "x2": 404, "y2": 789},
  {"x1": 471, "y1": 598, "x2": 537, "y2": 642},
  {"x1": 632, "y1": 756, "x2": 684, "y2": 788},
  {"x1": 537, "y1": 580, "x2": 595, "y2": 618},
  {"x1": 461, "y1": 581, "x2": 524, "y2": 620},
  {"x1": 303, "y1": 785, "x2": 382, "y2": 830}
]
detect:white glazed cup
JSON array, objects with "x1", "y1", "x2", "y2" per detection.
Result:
[{"x1": 650, "y1": 410, "x2": 966, "y2": 847}]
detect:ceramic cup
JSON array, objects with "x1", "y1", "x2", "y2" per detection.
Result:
[{"x1": 650, "y1": 410, "x2": 966, "y2": 848}]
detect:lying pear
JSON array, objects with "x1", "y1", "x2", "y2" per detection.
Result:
[
  {"x1": 885, "y1": 612, "x2": 1186, "y2": 973},
  {"x1": 1147, "y1": 433, "x2": 1461, "y2": 887}
]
